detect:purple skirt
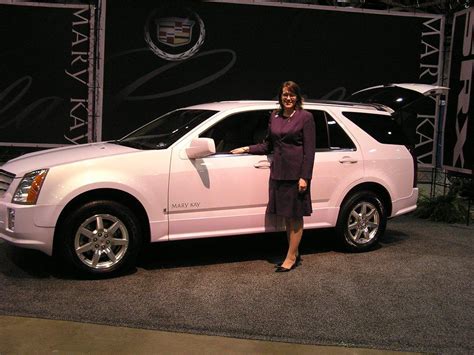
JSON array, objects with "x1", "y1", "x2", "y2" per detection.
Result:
[{"x1": 267, "y1": 179, "x2": 312, "y2": 218}]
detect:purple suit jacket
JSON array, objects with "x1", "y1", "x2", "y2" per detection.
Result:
[{"x1": 249, "y1": 109, "x2": 316, "y2": 181}]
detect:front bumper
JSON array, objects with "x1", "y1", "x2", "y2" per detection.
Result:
[{"x1": 0, "y1": 202, "x2": 56, "y2": 256}]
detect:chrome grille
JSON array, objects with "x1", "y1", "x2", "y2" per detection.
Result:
[{"x1": 0, "y1": 169, "x2": 15, "y2": 198}]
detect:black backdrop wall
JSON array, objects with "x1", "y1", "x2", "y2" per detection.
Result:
[
  {"x1": 102, "y1": 0, "x2": 444, "y2": 166},
  {"x1": 0, "y1": 0, "x2": 448, "y2": 168}
]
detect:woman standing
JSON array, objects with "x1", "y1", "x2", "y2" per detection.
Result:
[{"x1": 231, "y1": 81, "x2": 316, "y2": 272}]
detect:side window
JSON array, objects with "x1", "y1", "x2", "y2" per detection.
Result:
[
  {"x1": 342, "y1": 111, "x2": 409, "y2": 145},
  {"x1": 309, "y1": 110, "x2": 356, "y2": 151},
  {"x1": 200, "y1": 110, "x2": 271, "y2": 153},
  {"x1": 326, "y1": 113, "x2": 356, "y2": 150},
  {"x1": 310, "y1": 110, "x2": 330, "y2": 150}
]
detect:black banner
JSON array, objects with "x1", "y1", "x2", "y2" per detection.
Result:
[
  {"x1": 103, "y1": 0, "x2": 443, "y2": 166},
  {"x1": 0, "y1": 2, "x2": 94, "y2": 146},
  {"x1": 443, "y1": 8, "x2": 473, "y2": 176}
]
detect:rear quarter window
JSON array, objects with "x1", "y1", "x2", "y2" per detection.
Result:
[{"x1": 342, "y1": 111, "x2": 409, "y2": 145}]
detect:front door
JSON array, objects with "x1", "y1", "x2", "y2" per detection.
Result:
[{"x1": 167, "y1": 110, "x2": 279, "y2": 240}]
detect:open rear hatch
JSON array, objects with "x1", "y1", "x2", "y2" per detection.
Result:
[
  {"x1": 346, "y1": 83, "x2": 449, "y2": 188},
  {"x1": 347, "y1": 83, "x2": 449, "y2": 113},
  {"x1": 346, "y1": 83, "x2": 449, "y2": 146}
]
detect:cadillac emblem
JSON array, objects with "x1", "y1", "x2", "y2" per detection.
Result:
[
  {"x1": 145, "y1": 6, "x2": 205, "y2": 61},
  {"x1": 157, "y1": 17, "x2": 194, "y2": 47}
]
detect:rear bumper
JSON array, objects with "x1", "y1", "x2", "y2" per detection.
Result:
[{"x1": 391, "y1": 188, "x2": 419, "y2": 217}]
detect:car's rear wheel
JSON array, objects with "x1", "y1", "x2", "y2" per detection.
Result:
[
  {"x1": 336, "y1": 191, "x2": 386, "y2": 251},
  {"x1": 58, "y1": 200, "x2": 142, "y2": 277}
]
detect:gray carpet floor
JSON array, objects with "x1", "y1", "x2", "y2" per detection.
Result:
[{"x1": 0, "y1": 215, "x2": 472, "y2": 354}]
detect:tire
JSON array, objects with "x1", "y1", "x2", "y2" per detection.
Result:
[
  {"x1": 57, "y1": 200, "x2": 143, "y2": 277},
  {"x1": 336, "y1": 191, "x2": 387, "y2": 252}
]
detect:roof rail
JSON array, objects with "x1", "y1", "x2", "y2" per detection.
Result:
[{"x1": 305, "y1": 99, "x2": 390, "y2": 112}]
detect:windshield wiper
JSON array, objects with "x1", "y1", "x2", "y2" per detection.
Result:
[{"x1": 112, "y1": 140, "x2": 149, "y2": 149}]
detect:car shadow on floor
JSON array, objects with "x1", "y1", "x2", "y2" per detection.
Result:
[
  {"x1": 137, "y1": 225, "x2": 411, "y2": 271},
  {"x1": 0, "y1": 241, "x2": 65, "y2": 279},
  {"x1": 138, "y1": 227, "x2": 366, "y2": 270},
  {"x1": 0, "y1": 225, "x2": 411, "y2": 279},
  {"x1": 379, "y1": 225, "x2": 411, "y2": 247}
]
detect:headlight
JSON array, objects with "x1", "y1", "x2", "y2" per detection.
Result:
[{"x1": 12, "y1": 169, "x2": 49, "y2": 204}]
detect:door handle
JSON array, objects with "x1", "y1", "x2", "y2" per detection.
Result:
[
  {"x1": 254, "y1": 160, "x2": 271, "y2": 169},
  {"x1": 339, "y1": 156, "x2": 358, "y2": 164}
]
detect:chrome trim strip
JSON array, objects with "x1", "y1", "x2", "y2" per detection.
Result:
[
  {"x1": 0, "y1": 169, "x2": 15, "y2": 197},
  {"x1": 167, "y1": 203, "x2": 266, "y2": 215}
]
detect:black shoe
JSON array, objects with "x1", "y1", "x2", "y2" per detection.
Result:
[
  {"x1": 274, "y1": 255, "x2": 302, "y2": 268},
  {"x1": 275, "y1": 262, "x2": 297, "y2": 272},
  {"x1": 296, "y1": 254, "x2": 302, "y2": 264}
]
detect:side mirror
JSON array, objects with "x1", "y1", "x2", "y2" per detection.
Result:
[{"x1": 185, "y1": 138, "x2": 216, "y2": 159}]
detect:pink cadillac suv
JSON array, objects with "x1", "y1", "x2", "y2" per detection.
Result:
[{"x1": 0, "y1": 84, "x2": 448, "y2": 277}]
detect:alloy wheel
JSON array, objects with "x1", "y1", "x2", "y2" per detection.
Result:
[
  {"x1": 74, "y1": 214, "x2": 129, "y2": 270},
  {"x1": 346, "y1": 201, "x2": 380, "y2": 245}
]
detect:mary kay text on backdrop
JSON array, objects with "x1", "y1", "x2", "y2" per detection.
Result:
[{"x1": 0, "y1": 2, "x2": 95, "y2": 148}]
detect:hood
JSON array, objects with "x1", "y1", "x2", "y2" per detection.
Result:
[
  {"x1": 347, "y1": 83, "x2": 449, "y2": 113},
  {"x1": 1, "y1": 142, "x2": 138, "y2": 177}
]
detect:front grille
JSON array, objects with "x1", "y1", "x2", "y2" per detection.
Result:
[{"x1": 0, "y1": 169, "x2": 16, "y2": 198}]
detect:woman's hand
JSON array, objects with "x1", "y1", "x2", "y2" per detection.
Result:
[
  {"x1": 231, "y1": 147, "x2": 249, "y2": 154},
  {"x1": 298, "y1": 178, "x2": 308, "y2": 193}
]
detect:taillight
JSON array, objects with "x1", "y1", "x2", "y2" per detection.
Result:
[{"x1": 406, "y1": 145, "x2": 417, "y2": 187}]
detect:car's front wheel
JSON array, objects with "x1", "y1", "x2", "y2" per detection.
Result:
[
  {"x1": 336, "y1": 191, "x2": 386, "y2": 251},
  {"x1": 57, "y1": 200, "x2": 143, "y2": 277}
]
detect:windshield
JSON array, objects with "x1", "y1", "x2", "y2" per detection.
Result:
[{"x1": 116, "y1": 109, "x2": 217, "y2": 150}]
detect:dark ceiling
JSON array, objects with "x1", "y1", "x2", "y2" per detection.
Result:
[
  {"x1": 32, "y1": 0, "x2": 473, "y2": 15},
  {"x1": 277, "y1": 0, "x2": 471, "y2": 15}
]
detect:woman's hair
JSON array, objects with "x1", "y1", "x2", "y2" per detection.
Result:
[{"x1": 277, "y1": 81, "x2": 303, "y2": 113}]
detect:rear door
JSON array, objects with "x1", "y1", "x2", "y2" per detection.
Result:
[{"x1": 305, "y1": 109, "x2": 364, "y2": 229}]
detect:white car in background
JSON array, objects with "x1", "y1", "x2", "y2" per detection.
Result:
[{"x1": 0, "y1": 84, "x2": 448, "y2": 277}]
